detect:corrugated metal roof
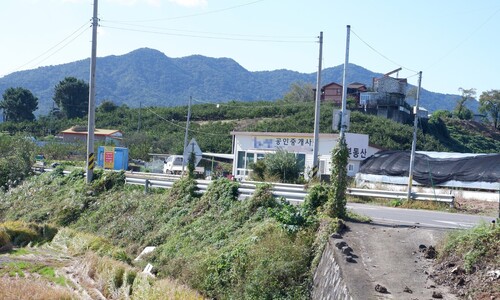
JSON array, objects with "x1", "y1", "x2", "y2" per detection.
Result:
[{"x1": 61, "y1": 128, "x2": 122, "y2": 136}]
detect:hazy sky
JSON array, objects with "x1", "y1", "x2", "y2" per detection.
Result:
[{"x1": 1, "y1": 0, "x2": 499, "y2": 97}]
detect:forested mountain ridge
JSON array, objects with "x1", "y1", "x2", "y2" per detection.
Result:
[{"x1": 0, "y1": 48, "x2": 476, "y2": 116}]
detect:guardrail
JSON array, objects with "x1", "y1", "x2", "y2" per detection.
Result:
[
  {"x1": 125, "y1": 176, "x2": 308, "y2": 203},
  {"x1": 347, "y1": 187, "x2": 455, "y2": 208},
  {"x1": 34, "y1": 166, "x2": 455, "y2": 207}
]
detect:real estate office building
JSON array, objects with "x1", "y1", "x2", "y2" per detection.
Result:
[{"x1": 231, "y1": 131, "x2": 380, "y2": 180}]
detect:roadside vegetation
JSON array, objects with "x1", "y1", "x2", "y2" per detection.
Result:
[
  {"x1": 434, "y1": 221, "x2": 500, "y2": 299},
  {"x1": 1, "y1": 98, "x2": 498, "y2": 162},
  {"x1": 1, "y1": 167, "x2": 345, "y2": 299}
]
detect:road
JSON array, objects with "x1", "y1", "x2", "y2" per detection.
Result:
[{"x1": 347, "y1": 202, "x2": 495, "y2": 229}]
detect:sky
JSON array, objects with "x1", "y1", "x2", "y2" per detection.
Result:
[{"x1": 1, "y1": 0, "x2": 499, "y2": 97}]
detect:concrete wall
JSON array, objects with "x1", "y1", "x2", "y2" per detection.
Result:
[{"x1": 312, "y1": 239, "x2": 352, "y2": 300}]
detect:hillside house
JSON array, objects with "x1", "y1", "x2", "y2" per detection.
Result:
[
  {"x1": 317, "y1": 82, "x2": 368, "y2": 106},
  {"x1": 360, "y1": 75, "x2": 412, "y2": 124},
  {"x1": 59, "y1": 126, "x2": 123, "y2": 145}
]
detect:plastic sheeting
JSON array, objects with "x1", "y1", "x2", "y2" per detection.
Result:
[{"x1": 359, "y1": 150, "x2": 500, "y2": 185}]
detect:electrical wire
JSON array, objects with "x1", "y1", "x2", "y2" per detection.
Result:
[
  {"x1": 351, "y1": 29, "x2": 418, "y2": 73},
  {"x1": 105, "y1": 0, "x2": 267, "y2": 23},
  {"x1": 100, "y1": 24, "x2": 314, "y2": 43},
  {"x1": 191, "y1": 97, "x2": 314, "y2": 108},
  {"x1": 144, "y1": 106, "x2": 230, "y2": 136},
  {"x1": 9, "y1": 21, "x2": 91, "y2": 73},
  {"x1": 423, "y1": 6, "x2": 500, "y2": 72},
  {"x1": 101, "y1": 20, "x2": 312, "y2": 40}
]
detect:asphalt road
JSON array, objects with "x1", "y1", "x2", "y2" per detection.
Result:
[{"x1": 347, "y1": 202, "x2": 495, "y2": 229}]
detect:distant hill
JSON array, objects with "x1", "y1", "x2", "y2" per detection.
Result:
[{"x1": 0, "y1": 48, "x2": 477, "y2": 116}]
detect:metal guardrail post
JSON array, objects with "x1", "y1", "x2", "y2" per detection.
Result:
[
  {"x1": 144, "y1": 179, "x2": 149, "y2": 194},
  {"x1": 450, "y1": 195, "x2": 455, "y2": 209}
]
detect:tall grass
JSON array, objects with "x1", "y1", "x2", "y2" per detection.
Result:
[
  {"x1": 0, "y1": 277, "x2": 75, "y2": 300},
  {"x1": 438, "y1": 221, "x2": 500, "y2": 272}
]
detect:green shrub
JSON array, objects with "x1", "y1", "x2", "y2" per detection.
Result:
[
  {"x1": 0, "y1": 221, "x2": 57, "y2": 247},
  {"x1": 264, "y1": 149, "x2": 301, "y2": 183},
  {"x1": 303, "y1": 183, "x2": 329, "y2": 215},
  {"x1": 0, "y1": 227, "x2": 12, "y2": 252},
  {"x1": 439, "y1": 222, "x2": 500, "y2": 273}
]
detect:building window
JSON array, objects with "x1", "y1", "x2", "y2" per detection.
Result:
[
  {"x1": 237, "y1": 151, "x2": 245, "y2": 168},
  {"x1": 348, "y1": 164, "x2": 354, "y2": 171},
  {"x1": 296, "y1": 153, "x2": 306, "y2": 172}
]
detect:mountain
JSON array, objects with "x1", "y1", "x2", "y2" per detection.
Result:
[{"x1": 0, "y1": 48, "x2": 476, "y2": 116}]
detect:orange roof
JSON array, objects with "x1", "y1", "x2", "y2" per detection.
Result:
[{"x1": 61, "y1": 128, "x2": 122, "y2": 136}]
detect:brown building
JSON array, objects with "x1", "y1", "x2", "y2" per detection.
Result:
[
  {"x1": 59, "y1": 126, "x2": 123, "y2": 145},
  {"x1": 318, "y1": 82, "x2": 367, "y2": 105}
]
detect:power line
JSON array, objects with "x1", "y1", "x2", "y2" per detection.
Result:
[
  {"x1": 105, "y1": 0, "x2": 267, "y2": 23},
  {"x1": 351, "y1": 29, "x2": 418, "y2": 73},
  {"x1": 144, "y1": 106, "x2": 229, "y2": 136},
  {"x1": 191, "y1": 97, "x2": 314, "y2": 108},
  {"x1": 100, "y1": 24, "x2": 315, "y2": 43},
  {"x1": 9, "y1": 21, "x2": 91, "y2": 74},
  {"x1": 423, "y1": 6, "x2": 500, "y2": 72},
  {"x1": 101, "y1": 20, "x2": 312, "y2": 39}
]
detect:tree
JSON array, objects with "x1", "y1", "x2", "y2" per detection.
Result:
[
  {"x1": 282, "y1": 82, "x2": 315, "y2": 102},
  {"x1": 53, "y1": 77, "x2": 89, "y2": 119},
  {"x1": 454, "y1": 88, "x2": 476, "y2": 120},
  {"x1": 0, "y1": 87, "x2": 38, "y2": 122},
  {"x1": 479, "y1": 89, "x2": 500, "y2": 130},
  {"x1": 98, "y1": 100, "x2": 118, "y2": 113}
]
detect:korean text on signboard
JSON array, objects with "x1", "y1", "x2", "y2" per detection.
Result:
[{"x1": 253, "y1": 136, "x2": 314, "y2": 152}]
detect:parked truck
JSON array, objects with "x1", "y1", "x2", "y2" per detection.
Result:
[{"x1": 163, "y1": 155, "x2": 204, "y2": 175}]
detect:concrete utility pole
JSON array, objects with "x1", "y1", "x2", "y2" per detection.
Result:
[
  {"x1": 407, "y1": 71, "x2": 423, "y2": 200},
  {"x1": 340, "y1": 25, "x2": 350, "y2": 140},
  {"x1": 312, "y1": 31, "x2": 323, "y2": 178},
  {"x1": 182, "y1": 95, "x2": 192, "y2": 174},
  {"x1": 86, "y1": 0, "x2": 98, "y2": 184}
]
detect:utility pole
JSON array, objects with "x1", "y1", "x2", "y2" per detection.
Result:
[
  {"x1": 339, "y1": 25, "x2": 350, "y2": 140},
  {"x1": 312, "y1": 31, "x2": 323, "y2": 178},
  {"x1": 182, "y1": 95, "x2": 192, "y2": 174},
  {"x1": 86, "y1": 0, "x2": 98, "y2": 184},
  {"x1": 407, "y1": 71, "x2": 423, "y2": 200}
]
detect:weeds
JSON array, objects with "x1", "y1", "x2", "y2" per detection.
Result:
[{"x1": 438, "y1": 221, "x2": 500, "y2": 273}]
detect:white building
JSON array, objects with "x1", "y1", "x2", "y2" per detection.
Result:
[{"x1": 231, "y1": 131, "x2": 380, "y2": 180}]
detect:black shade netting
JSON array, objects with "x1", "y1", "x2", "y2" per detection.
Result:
[{"x1": 359, "y1": 150, "x2": 500, "y2": 185}]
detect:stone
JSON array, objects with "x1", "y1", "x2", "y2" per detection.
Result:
[
  {"x1": 346, "y1": 256, "x2": 355, "y2": 263},
  {"x1": 424, "y1": 246, "x2": 437, "y2": 259},
  {"x1": 374, "y1": 284, "x2": 388, "y2": 293},
  {"x1": 330, "y1": 233, "x2": 342, "y2": 239},
  {"x1": 451, "y1": 266, "x2": 465, "y2": 275},
  {"x1": 335, "y1": 241, "x2": 347, "y2": 249},
  {"x1": 418, "y1": 244, "x2": 427, "y2": 252},
  {"x1": 341, "y1": 246, "x2": 353, "y2": 255},
  {"x1": 403, "y1": 286, "x2": 413, "y2": 293},
  {"x1": 486, "y1": 269, "x2": 500, "y2": 280},
  {"x1": 432, "y1": 291, "x2": 443, "y2": 298}
]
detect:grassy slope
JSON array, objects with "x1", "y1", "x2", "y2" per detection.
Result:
[{"x1": 0, "y1": 171, "x2": 337, "y2": 299}]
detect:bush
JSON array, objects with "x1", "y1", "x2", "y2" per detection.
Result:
[
  {"x1": 0, "y1": 221, "x2": 58, "y2": 247},
  {"x1": 263, "y1": 149, "x2": 301, "y2": 183},
  {"x1": 0, "y1": 135, "x2": 35, "y2": 191},
  {"x1": 0, "y1": 227, "x2": 12, "y2": 252}
]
